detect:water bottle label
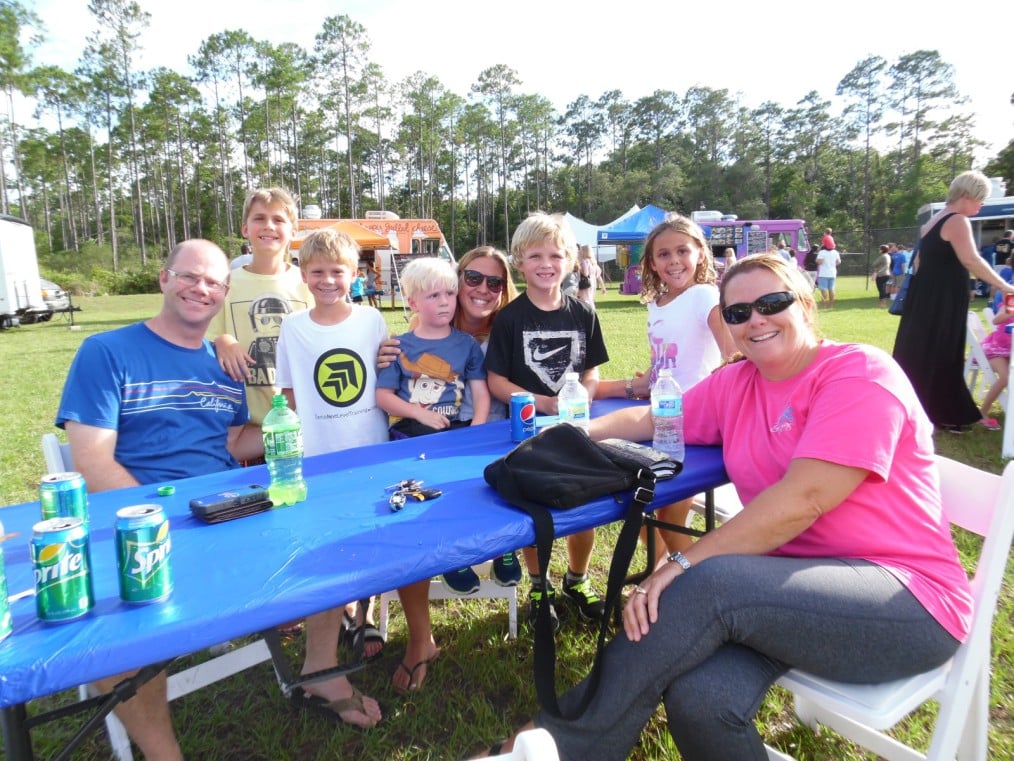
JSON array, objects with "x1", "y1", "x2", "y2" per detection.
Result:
[
  {"x1": 264, "y1": 429, "x2": 302, "y2": 458},
  {"x1": 560, "y1": 400, "x2": 589, "y2": 423},
  {"x1": 653, "y1": 397, "x2": 682, "y2": 416}
]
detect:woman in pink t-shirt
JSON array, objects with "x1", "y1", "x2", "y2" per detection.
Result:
[{"x1": 485, "y1": 254, "x2": 970, "y2": 760}]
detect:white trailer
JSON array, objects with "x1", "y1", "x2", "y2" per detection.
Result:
[{"x1": 0, "y1": 214, "x2": 46, "y2": 328}]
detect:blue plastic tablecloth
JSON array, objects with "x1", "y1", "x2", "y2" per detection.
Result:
[{"x1": 0, "y1": 399, "x2": 727, "y2": 708}]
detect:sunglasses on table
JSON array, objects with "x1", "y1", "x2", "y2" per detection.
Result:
[
  {"x1": 461, "y1": 269, "x2": 506, "y2": 294},
  {"x1": 721, "y1": 291, "x2": 796, "y2": 325}
]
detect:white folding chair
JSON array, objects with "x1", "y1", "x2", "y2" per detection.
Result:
[
  {"x1": 964, "y1": 311, "x2": 1006, "y2": 410},
  {"x1": 378, "y1": 559, "x2": 518, "y2": 640},
  {"x1": 691, "y1": 483, "x2": 744, "y2": 525},
  {"x1": 488, "y1": 728, "x2": 560, "y2": 760},
  {"x1": 42, "y1": 434, "x2": 272, "y2": 761},
  {"x1": 766, "y1": 455, "x2": 1014, "y2": 761}
]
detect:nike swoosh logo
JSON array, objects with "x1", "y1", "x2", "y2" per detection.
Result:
[{"x1": 532, "y1": 345, "x2": 567, "y2": 361}]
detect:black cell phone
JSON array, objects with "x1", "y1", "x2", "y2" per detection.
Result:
[{"x1": 189, "y1": 485, "x2": 272, "y2": 523}]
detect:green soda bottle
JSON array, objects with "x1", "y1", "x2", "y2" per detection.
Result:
[{"x1": 261, "y1": 395, "x2": 308, "y2": 506}]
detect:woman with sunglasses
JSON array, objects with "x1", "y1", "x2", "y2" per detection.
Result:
[
  {"x1": 479, "y1": 254, "x2": 969, "y2": 759},
  {"x1": 379, "y1": 246, "x2": 520, "y2": 694}
]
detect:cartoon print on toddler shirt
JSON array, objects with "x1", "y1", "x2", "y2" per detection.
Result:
[{"x1": 400, "y1": 352, "x2": 465, "y2": 420}]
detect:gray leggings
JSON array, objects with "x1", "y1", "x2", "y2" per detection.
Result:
[{"x1": 534, "y1": 555, "x2": 959, "y2": 761}]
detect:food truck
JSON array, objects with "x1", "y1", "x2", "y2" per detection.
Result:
[
  {"x1": 292, "y1": 211, "x2": 454, "y2": 307},
  {"x1": 691, "y1": 210, "x2": 810, "y2": 263}
]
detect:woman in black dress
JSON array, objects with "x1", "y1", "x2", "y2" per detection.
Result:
[{"x1": 893, "y1": 170, "x2": 1014, "y2": 433}]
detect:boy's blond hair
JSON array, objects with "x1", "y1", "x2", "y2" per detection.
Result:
[
  {"x1": 399, "y1": 257, "x2": 458, "y2": 301},
  {"x1": 241, "y1": 187, "x2": 298, "y2": 226},
  {"x1": 509, "y1": 212, "x2": 577, "y2": 269},
  {"x1": 298, "y1": 229, "x2": 360, "y2": 272}
]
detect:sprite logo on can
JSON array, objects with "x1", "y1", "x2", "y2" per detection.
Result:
[
  {"x1": 116, "y1": 506, "x2": 172, "y2": 604},
  {"x1": 32, "y1": 517, "x2": 95, "y2": 622}
]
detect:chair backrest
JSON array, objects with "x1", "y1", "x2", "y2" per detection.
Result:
[
  {"x1": 935, "y1": 454, "x2": 1014, "y2": 629},
  {"x1": 929, "y1": 455, "x2": 1014, "y2": 758},
  {"x1": 964, "y1": 310, "x2": 999, "y2": 397},
  {"x1": 41, "y1": 432, "x2": 73, "y2": 474}
]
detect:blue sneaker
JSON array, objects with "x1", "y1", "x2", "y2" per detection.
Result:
[
  {"x1": 441, "y1": 567, "x2": 481, "y2": 595},
  {"x1": 491, "y1": 551, "x2": 522, "y2": 587}
]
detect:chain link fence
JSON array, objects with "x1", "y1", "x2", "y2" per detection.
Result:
[{"x1": 834, "y1": 227, "x2": 921, "y2": 276}]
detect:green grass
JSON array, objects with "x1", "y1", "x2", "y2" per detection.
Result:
[{"x1": 2, "y1": 278, "x2": 1012, "y2": 760}]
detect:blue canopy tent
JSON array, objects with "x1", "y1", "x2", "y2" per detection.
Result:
[
  {"x1": 597, "y1": 204, "x2": 670, "y2": 294},
  {"x1": 596, "y1": 204, "x2": 669, "y2": 245}
]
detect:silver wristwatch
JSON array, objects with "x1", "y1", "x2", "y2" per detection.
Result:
[{"x1": 667, "y1": 550, "x2": 692, "y2": 571}]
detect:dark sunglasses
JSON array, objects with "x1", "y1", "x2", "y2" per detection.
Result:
[
  {"x1": 721, "y1": 291, "x2": 797, "y2": 325},
  {"x1": 462, "y1": 269, "x2": 505, "y2": 293}
]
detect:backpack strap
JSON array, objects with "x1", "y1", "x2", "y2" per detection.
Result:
[{"x1": 499, "y1": 466, "x2": 657, "y2": 720}]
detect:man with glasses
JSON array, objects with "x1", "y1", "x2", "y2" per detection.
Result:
[{"x1": 55, "y1": 238, "x2": 260, "y2": 760}]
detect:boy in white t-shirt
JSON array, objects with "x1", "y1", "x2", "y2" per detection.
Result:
[{"x1": 261, "y1": 227, "x2": 385, "y2": 728}]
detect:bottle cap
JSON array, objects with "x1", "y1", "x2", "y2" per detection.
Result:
[{"x1": 157, "y1": 485, "x2": 175, "y2": 497}]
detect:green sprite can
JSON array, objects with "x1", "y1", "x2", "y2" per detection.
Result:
[
  {"x1": 39, "y1": 472, "x2": 89, "y2": 526},
  {"x1": 115, "y1": 505, "x2": 172, "y2": 604},
  {"x1": 31, "y1": 517, "x2": 95, "y2": 622},
  {"x1": 0, "y1": 519, "x2": 12, "y2": 642}
]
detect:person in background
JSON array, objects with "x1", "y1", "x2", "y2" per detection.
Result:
[
  {"x1": 366, "y1": 262, "x2": 382, "y2": 308},
  {"x1": 562, "y1": 258, "x2": 580, "y2": 298},
  {"x1": 716, "y1": 246, "x2": 736, "y2": 285},
  {"x1": 486, "y1": 212, "x2": 610, "y2": 631},
  {"x1": 815, "y1": 244, "x2": 841, "y2": 308},
  {"x1": 350, "y1": 266, "x2": 366, "y2": 304},
  {"x1": 821, "y1": 227, "x2": 835, "y2": 251},
  {"x1": 231, "y1": 242, "x2": 253, "y2": 270},
  {"x1": 55, "y1": 240, "x2": 259, "y2": 761},
  {"x1": 273, "y1": 228, "x2": 385, "y2": 727},
  {"x1": 994, "y1": 230, "x2": 1014, "y2": 270},
  {"x1": 479, "y1": 253, "x2": 970, "y2": 760},
  {"x1": 975, "y1": 305, "x2": 1013, "y2": 430},
  {"x1": 775, "y1": 240, "x2": 792, "y2": 263},
  {"x1": 893, "y1": 170, "x2": 1014, "y2": 433},
  {"x1": 872, "y1": 243, "x2": 892, "y2": 308},
  {"x1": 577, "y1": 244, "x2": 597, "y2": 306},
  {"x1": 802, "y1": 244, "x2": 819, "y2": 289},
  {"x1": 596, "y1": 216, "x2": 734, "y2": 562}
]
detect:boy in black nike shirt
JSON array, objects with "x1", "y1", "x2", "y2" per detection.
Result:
[{"x1": 485, "y1": 212, "x2": 609, "y2": 631}]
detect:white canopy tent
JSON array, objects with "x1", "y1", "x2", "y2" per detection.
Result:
[{"x1": 562, "y1": 205, "x2": 639, "y2": 262}]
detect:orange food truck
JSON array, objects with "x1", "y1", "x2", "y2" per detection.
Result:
[{"x1": 292, "y1": 211, "x2": 454, "y2": 307}]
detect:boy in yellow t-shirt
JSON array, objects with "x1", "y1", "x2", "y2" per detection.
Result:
[{"x1": 207, "y1": 187, "x2": 312, "y2": 449}]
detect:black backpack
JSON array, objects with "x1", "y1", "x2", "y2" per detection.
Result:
[{"x1": 484, "y1": 423, "x2": 680, "y2": 719}]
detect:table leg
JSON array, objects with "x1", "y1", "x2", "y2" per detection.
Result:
[{"x1": 1, "y1": 703, "x2": 33, "y2": 760}]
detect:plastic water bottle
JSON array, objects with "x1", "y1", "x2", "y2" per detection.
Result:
[
  {"x1": 262, "y1": 394, "x2": 308, "y2": 506},
  {"x1": 557, "y1": 372, "x2": 590, "y2": 430},
  {"x1": 651, "y1": 369, "x2": 684, "y2": 462}
]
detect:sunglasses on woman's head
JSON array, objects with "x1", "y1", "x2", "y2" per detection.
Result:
[
  {"x1": 462, "y1": 269, "x2": 505, "y2": 294},
  {"x1": 721, "y1": 291, "x2": 796, "y2": 325}
]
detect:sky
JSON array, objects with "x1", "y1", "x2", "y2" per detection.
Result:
[{"x1": 21, "y1": 0, "x2": 1014, "y2": 170}]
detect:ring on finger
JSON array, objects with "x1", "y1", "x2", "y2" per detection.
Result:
[{"x1": 634, "y1": 585, "x2": 648, "y2": 595}]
